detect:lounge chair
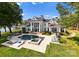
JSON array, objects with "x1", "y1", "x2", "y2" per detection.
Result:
[
  {"x1": 7, "y1": 41, "x2": 14, "y2": 44},
  {"x1": 12, "y1": 40, "x2": 25, "y2": 47}
]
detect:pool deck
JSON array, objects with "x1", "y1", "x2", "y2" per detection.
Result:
[
  {"x1": 2, "y1": 33, "x2": 57, "y2": 53},
  {"x1": 22, "y1": 35, "x2": 52, "y2": 53}
]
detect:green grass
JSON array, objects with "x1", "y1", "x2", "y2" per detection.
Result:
[
  {"x1": 0, "y1": 30, "x2": 45, "y2": 57},
  {"x1": 1, "y1": 42, "x2": 79, "y2": 57},
  {"x1": 45, "y1": 43, "x2": 79, "y2": 57},
  {"x1": 0, "y1": 46, "x2": 45, "y2": 57},
  {"x1": 0, "y1": 30, "x2": 79, "y2": 57}
]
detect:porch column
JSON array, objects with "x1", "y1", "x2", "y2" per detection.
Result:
[
  {"x1": 49, "y1": 27, "x2": 51, "y2": 32},
  {"x1": 30, "y1": 22, "x2": 32, "y2": 31},
  {"x1": 57, "y1": 27, "x2": 61, "y2": 32},
  {"x1": 39, "y1": 23, "x2": 40, "y2": 32}
]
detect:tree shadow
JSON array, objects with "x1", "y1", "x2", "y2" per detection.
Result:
[
  {"x1": 71, "y1": 37, "x2": 79, "y2": 45},
  {"x1": 72, "y1": 37, "x2": 79, "y2": 42},
  {"x1": 0, "y1": 45, "x2": 7, "y2": 47}
]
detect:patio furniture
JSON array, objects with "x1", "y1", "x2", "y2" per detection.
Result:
[
  {"x1": 7, "y1": 34, "x2": 15, "y2": 40},
  {"x1": 7, "y1": 41, "x2": 14, "y2": 44},
  {"x1": 13, "y1": 40, "x2": 26, "y2": 47}
]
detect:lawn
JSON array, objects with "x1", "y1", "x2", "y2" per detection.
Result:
[
  {"x1": 46, "y1": 43, "x2": 79, "y2": 57},
  {"x1": 0, "y1": 29, "x2": 45, "y2": 57},
  {"x1": 0, "y1": 29, "x2": 79, "y2": 57},
  {"x1": 45, "y1": 30, "x2": 79, "y2": 57},
  {"x1": 0, "y1": 46, "x2": 45, "y2": 57}
]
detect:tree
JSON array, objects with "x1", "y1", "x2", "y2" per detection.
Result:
[
  {"x1": 56, "y1": 3, "x2": 70, "y2": 16},
  {"x1": 56, "y1": 2, "x2": 79, "y2": 30},
  {"x1": 56, "y1": 3, "x2": 70, "y2": 28},
  {"x1": 0, "y1": 2, "x2": 23, "y2": 33},
  {"x1": 63, "y1": 2, "x2": 79, "y2": 30}
]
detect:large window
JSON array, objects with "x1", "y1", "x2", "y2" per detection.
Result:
[
  {"x1": 34, "y1": 23, "x2": 39, "y2": 27},
  {"x1": 51, "y1": 28, "x2": 57, "y2": 32},
  {"x1": 32, "y1": 23, "x2": 39, "y2": 32}
]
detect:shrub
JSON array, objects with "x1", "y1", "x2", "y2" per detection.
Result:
[
  {"x1": 59, "y1": 32, "x2": 67, "y2": 36},
  {"x1": 66, "y1": 31, "x2": 70, "y2": 34},
  {"x1": 59, "y1": 38, "x2": 67, "y2": 43},
  {"x1": 59, "y1": 32, "x2": 64, "y2": 35},
  {"x1": 75, "y1": 42, "x2": 79, "y2": 45},
  {"x1": 42, "y1": 31, "x2": 51, "y2": 35},
  {"x1": 42, "y1": 31, "x2": 45, "y2": 34},
  {"x1": 59, "y1": 31, "x2": 70, "y2": 36}
]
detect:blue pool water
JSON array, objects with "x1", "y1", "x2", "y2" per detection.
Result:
[{"x1": 18, "y1": 35, "x2": 39, "y2": 40}]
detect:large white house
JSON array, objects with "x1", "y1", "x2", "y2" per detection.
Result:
[{"x1": 23, "y1": 15, "x2": 61, "y2": 33}]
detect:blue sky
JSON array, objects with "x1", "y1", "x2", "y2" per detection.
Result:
[{"x1": 17, "y1": 2, "x2": 60, "y2": 20}]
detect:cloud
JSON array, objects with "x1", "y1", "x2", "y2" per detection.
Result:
[
  {"x1": 32, "y1": 2, "x2": 37, "y2": 5},
  {"x1": 32, "y1": 2, "x2": 44, "y2": 5},
  {"x1": 17, "y1": 2, "x2": 23, "y2": 6},
  {"x1": 45, "y1": 15, "x2": 52, "y2": 19},
  {"x1": 17, "y1": 3, "x2": 21, "y2": 6},
  {"x1": 45, "y1": 15, "x2": 51, "y2": 17},
  {"x1": 40, "y1": 2, "x2": 44, "y2": 4},
  {"x1": 45, "y1": 15, "x2": 50, "y2": 17},
  {"x1": 45, "y1": 15, "x2": 60, "y2": 19},
  {"x1": 52, "y1": 16, "x2": 59, "y2": 18},
  {"x1": 22, "y1": 13, "x2": 24, "y2": 16}
]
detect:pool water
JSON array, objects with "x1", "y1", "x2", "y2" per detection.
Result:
[{"x1": 18, "y1": 35, "x2": 39, "y2": 40}]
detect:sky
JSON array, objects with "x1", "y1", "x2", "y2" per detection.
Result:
[{"x1": 17, "y1": 2, "x2": 60, "y2": 20}]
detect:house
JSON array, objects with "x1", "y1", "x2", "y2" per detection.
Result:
[{"x1": 22, "y1": 15, "x2": 61, "y2": 33}]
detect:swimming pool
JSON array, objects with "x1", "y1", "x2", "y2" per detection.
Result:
[{"x1": 18, "y1": 35, "x2": 39, "y2": 40}]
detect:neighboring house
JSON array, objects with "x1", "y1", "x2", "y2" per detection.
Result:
[{"x1": 23, "y1": 15, "x2": 61, "y2": 33}]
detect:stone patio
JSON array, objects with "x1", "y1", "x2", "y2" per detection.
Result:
[{"x1": 1, "y1": 34, "x2": 58, "y2": 53}]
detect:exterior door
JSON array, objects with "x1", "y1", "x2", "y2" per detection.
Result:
[{"x1": 52, "y1": 28, "x2": 57, "y2": 33}]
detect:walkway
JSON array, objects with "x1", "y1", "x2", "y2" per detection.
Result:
[{"x1": 67, "y1": 30, "x2": 76, "y2": 38}]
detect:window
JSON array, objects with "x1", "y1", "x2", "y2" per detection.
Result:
[
  {"x1": 34, "y1": 23, "x2": 39, "y2": 27},
  {"x1": 52, "y1": 28, "x2": 57, "y2": 32}
]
